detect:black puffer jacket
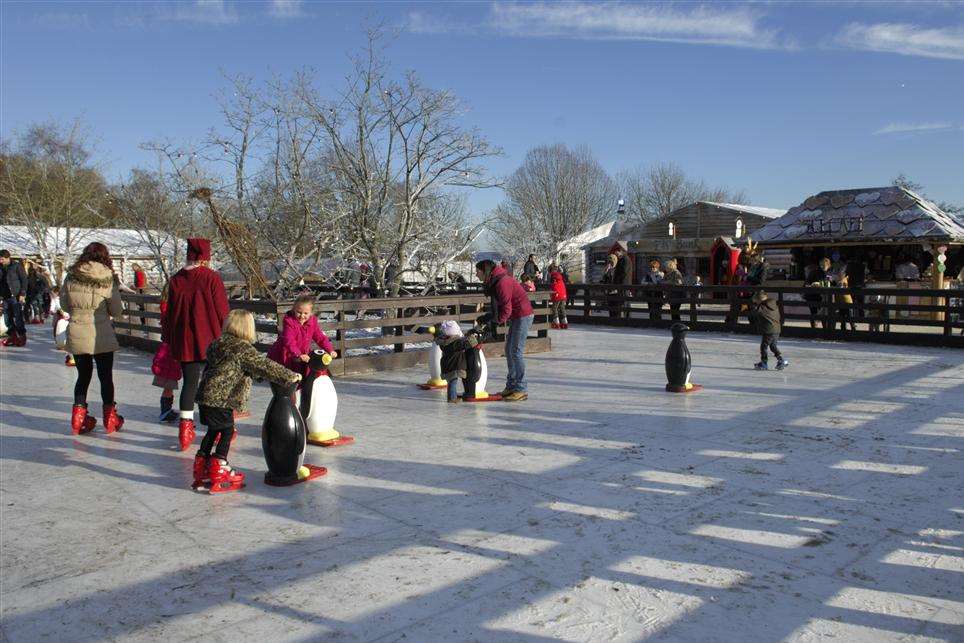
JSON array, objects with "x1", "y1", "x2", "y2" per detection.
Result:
[
  {"x1": 751, "y1": 297, "x2": 782, "y2": 336},
  {"x1": 1, "y1": 260, "x2": 27, "y2": 299},
  {"x1": 437, "y1": 334, "x2": 479, "y2": 380}
]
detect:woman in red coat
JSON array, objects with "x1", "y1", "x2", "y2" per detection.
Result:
[{"x1": 163, "y1": 238, "x2": 229, "y2": 451}]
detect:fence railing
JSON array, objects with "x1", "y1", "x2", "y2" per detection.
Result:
[
  {"x1": 561, "y1": 283, "x2": 964, "y2": 348},
  {"x1": 115, "y1": 291, "x2": 553, "y2": 375}
]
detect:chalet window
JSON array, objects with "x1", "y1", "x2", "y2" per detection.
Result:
[
  {"x1": 735, "y1": 218, "x2": 744, "y2": 239},
  {"x1": 668, "y1": 222, "x2": 675, "y2": 237}
]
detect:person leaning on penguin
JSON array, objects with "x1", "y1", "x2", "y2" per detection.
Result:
[
  {"x1": 434, "y1": 320, "x2": 482, "y2": 403},
  {"x1": 749, "y1": 291, "x2": 788, "y2": 371}
]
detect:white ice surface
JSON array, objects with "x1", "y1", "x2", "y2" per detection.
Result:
[{"x1": 1, "y1": 326, "x2": 962, "y2": 642}]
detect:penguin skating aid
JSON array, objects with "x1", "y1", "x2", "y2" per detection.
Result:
[
  {"x1": 417, "y1": 326, "x2": 448, "y2": 390},
  {"x1": 665, "y1": 323, "x2": 703, "y2": 393},
  {"x1": 300, "y1": 351, "x2": 354, "y2": 447},
  {"x1": 461, "y1": 329, "x2": 502, "y2": 402},
  {"x1": 262, "y1": 381, "x2": 327, "y2": 486}
]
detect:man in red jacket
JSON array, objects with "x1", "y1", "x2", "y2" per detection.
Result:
[
  {"x1": 163, "y1": 238, "x2": 229, "y2": 450},
  {"x1": 475, "y1": 259, "x2": 534, "y2": 401}
]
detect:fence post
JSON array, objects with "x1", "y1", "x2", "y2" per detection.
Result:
[
  {"x1": 727, "y1": 287, "x2": 737, "y2": 332},
  {"x1": 583, "y1": 285, "x2": 590, "y2": 320},
  {"x1": 336, "y1": 307, "x2": 347, "y2": 373},
  {"x1": 537, "y1": 292, "x2": 548, "y2": 339},
  {"x1": 944, "y1": 293, "x2": 953, "y2": 339},
  {"x1": 689, "y1": 286, "x2": 698, "y2": 326}
]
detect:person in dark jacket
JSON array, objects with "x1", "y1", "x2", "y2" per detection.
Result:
[
  {"x1": 805, "y1": 258, "x2": 831, "y2": 329},
  {"x1": 522, "y1": 255, "x2": 539, "y2": 280},
  {"x1": 434, "y1": 320, "x2": 481, "y2": 403},
  {"x1": 163, "y1": 238, "x2": 230, "y2": 452},
  {"x1": 476, "y1": 259, "x2": 534, "y2": 401},
  {"x1": 643, "y1": 259, "x2": 664, "y2": 322},
  {"x1": 25, "y1": 262, "x2": 50, "y2": 324},
  {"x1": 0, "y1": 249, "x2": 28, "y2": 346},
  {"x1": 663, "y1": 259, "x2": 685, "y2": 322},
  {"x1": 750, "y1": 291, "x2": 788, "y2": 371}
]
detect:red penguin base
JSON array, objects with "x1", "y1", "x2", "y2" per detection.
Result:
[
  {"x1": 264, "y1": 464, "x2": 328, "y2": 487},
  {"x1": 666, "y1": 383, "x2": 703, "y2": 393},
  {"x1": 461, "y1": 394, "x2": 503, "y2": 402},
  {"x1": 307, "y1": 435, "x2": 355, "y2": 447},
  {"x1": 417, "y1": 383, "x2": 448, "y2": 390},
  {"x1": 233, "y1": 410, "x2": 251, "y2": 420}
]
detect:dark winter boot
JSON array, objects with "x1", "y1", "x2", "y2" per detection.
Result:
[
  {"x1": 103, "y1": 404, "x2": 125, "y2": 434},
  {"x1": 71, "y1": 403, "x2": 97, "y2": 435},
  {"x1": 158, "y1": 396, "x2": 175, "y2": 423}
]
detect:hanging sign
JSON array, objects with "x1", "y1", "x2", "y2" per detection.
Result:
[{"x1": 803, "y1": 216, "x2": 864, "y2": 236}]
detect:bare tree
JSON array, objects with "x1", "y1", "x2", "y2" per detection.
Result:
[
  {"x1": 108, "y1": 158, "x2": 194, "y2": 283},
  {"x1": 403, "y1": 193, "x2": 490, "y2": 291},
  {"x1": 491, "y1": 143, "x2": 617, "y2": 271},
  {"x1": 0, "y1": 120, "x2": 109, "y2": 277},
  {"x1": 618, "y1": 162, "x2": 748, "y2": 224},
  {"x1": 296, "y1": 30, "x2": 502, "y2": 296}
]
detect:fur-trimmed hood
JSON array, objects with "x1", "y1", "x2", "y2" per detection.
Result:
[{"x1": 67, "y1": 261, "x2": 116, "y2": 288}]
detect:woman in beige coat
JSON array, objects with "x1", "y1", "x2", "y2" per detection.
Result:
[{"x1": 61, "y1": 242, "x2": 125, "y2": 435}]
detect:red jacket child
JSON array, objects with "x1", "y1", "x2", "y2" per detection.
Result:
[
  {"x1": 549, "y1": 269, "x2": 568, "y2": 302},
  {"x1": 267, "y1": 309, "x2": 335, "y2": 376},
  {"x1": 162, "y1": 241, "x2": 229, "y2": 363}
]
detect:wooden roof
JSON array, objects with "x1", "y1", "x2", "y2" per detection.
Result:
[{"x1": 753, "y1": 187, "x2": 964, "y2": 246}]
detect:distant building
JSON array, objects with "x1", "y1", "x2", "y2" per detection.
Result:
[{"x1": 584, "y1": 202, "x2": 785, "y2": 284}]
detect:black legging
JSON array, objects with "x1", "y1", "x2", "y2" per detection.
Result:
[
  {"x1": 180, "y1": 361, "x2": 205, "y2": 413},
  {"x1": 74, "y1": 352, "x2": 115, "y2": 406}
]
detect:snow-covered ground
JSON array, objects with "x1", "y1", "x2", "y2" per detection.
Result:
[{"x1": 1, "y1": 327, "x2": 962, "y2": 641}]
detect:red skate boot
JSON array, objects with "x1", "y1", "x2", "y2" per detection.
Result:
[
  {"x1": 2, "y1": 332, "x2": 19, "y2": 347},
  {"x1": 207, "y1": 458, "x2": 245, "y2": 494},
  {"x1": 191, "y1": 454, "x2": 210, "y2": 490},
  {"x1": 71, "y1": 404, "x2": 96, "y2": 435},
  {"x1": 178, "y1": 418, "x2": 196, "y2": 451},
  {"x1": 103, "y1": 404, "x2": 125, "y2": 433}
]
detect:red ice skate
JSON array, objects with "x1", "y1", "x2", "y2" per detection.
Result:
[
  {"x1": 103, "y1": 404, "x2": 124, "y2": 433},
  {"x1": 191, "y1": 454, "x2": 210, "y2": 490},
  {"x1": 178, "y1": 418, "x2": 196, "y2": 451},
  {"x1": 2, "y1": 332, "x2": 19, "y2": 347},
  {"x1": 70, "y1": 404, "x2": 96, "y2": 435},
  {"x1": 206, "y1": 458, "x2": 244, "y2": 493}
]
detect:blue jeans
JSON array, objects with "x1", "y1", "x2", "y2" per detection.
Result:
[
  {"x1": 447, "y1": 378, "x2": 459, "y2": 401},
  {"x1": 505, "y1": 314, "x2": 533, "y2": 393},
  {"x1": 3, "y1": 298, "x2": 26, "y2": 336}
]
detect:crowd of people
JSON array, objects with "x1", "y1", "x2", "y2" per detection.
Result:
[{"x1": 0, "y1": 240, "x2": 540, "y2": 493}]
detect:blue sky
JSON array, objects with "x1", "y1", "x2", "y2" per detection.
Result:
[{"x1": 3, "y1": 0, "x2": 963, "y2": 216}]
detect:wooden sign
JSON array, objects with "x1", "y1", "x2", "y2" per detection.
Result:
[{"x1": 803, "y1": 216, "x2": 864, "y2": 236}]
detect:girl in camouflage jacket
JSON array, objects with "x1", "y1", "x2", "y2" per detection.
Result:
[{"x1": 193, "y1": 309, "x2": 300, "y2": 493}]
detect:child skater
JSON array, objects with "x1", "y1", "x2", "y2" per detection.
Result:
[
  {"x1": 152, "y1": 283, "x2": 180, "y2": 422},
  {"x1": 49, "y1": 286, "x2": 74, "y2": 366},
  {"x1": 750, "y1": 291, "x2": 788, "y2": 371},
  {"x1": 548, "y1": 264, "x2": 568, "y2": 329},
  {"x1": 520, "y1": 274, "x2": 537, "y2": 293},
  {"x1": 435, "y1": 320, "x2": 481, "y2": 403},
  {"x1": 194, "y1": 309, "x2": 301, "y2": 493},
  {"x1": 267, "y1": 294, "x2": 338, "y2": 381}
]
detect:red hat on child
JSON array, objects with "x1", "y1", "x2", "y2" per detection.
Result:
[{"x1": 186, "y1": 238, "x2": 212, "y2": 262}]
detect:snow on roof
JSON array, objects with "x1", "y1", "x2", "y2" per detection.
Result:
[
  {"x1": 701, "y1": 202, "x2": 787, "y2": 219},
  {"x1": 0, "y1": 225, "x2": 182, "y2": 258},
  {"x1": 753, "y1": 187, "x2": 964, "y2": 245}
]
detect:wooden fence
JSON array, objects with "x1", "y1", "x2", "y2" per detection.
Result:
[
  {"x1": 563, "y1": 283, "x2": 964, "y2": 348},
  {"x1": 115, "y1": 291, "x2": 552, "y2": 376}
]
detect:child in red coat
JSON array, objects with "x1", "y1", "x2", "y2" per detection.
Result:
[
  {"x1": 548, "y1": 264, "x2": 568, "y2": 329},
  {"x1": 152, "y1": 284, "x2": 182, "y2": 422},
  {"x1": 267, "y1": 295, "x2": 337, "y2": 380}
]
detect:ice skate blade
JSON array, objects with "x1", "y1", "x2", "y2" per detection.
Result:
[
  {"x1": 208, "y1": 481, "x2": 245, "y2": 494},
  {"x1": 462, "y1": 394, "x2": 503, "y2": 402},
  {"x1": 264, "y1": 464, "x2": 327, "y2": 486},
  {"x1": 417, "y1": 383, "x2": 448, "y2": 390},
  {"x1": 666, "y1": 384, "x2": 703, "y2": 393},
  {"x1": 308, "y1": 435, "x2": 354, "y2": 447}
]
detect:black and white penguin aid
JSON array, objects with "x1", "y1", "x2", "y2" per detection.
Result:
[
  {"x1": 665, "y1": 323, "x2": 702, "y2": 393},
  {"x1": 300, "y1": 350, "x2": 354, "y2": 447},
  {"x1": 262, "y1": 380, "x2": 327, "y2": 486}
]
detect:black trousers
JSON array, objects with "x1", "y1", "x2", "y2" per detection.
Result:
[
  {"x1": 760, "y1": 335, "x2": 782, "y2": 362},
  {"x1": 180, "y1": 361, "x2": 205, "y2": 412},
  {"x1": 74, "y1": 352, "x2": 115, "y2": 406},
  {"x1": 198, "y1": 405, "x2": 234, "y2": 460}
]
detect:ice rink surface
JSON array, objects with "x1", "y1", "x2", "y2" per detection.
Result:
[{"x1": 1, "y1": 326, "x2": 962, "y2": 642}]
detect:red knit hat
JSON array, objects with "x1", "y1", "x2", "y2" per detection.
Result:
[{"x1": 186, "y1": 238, "x2": 211, "y2": 262}]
